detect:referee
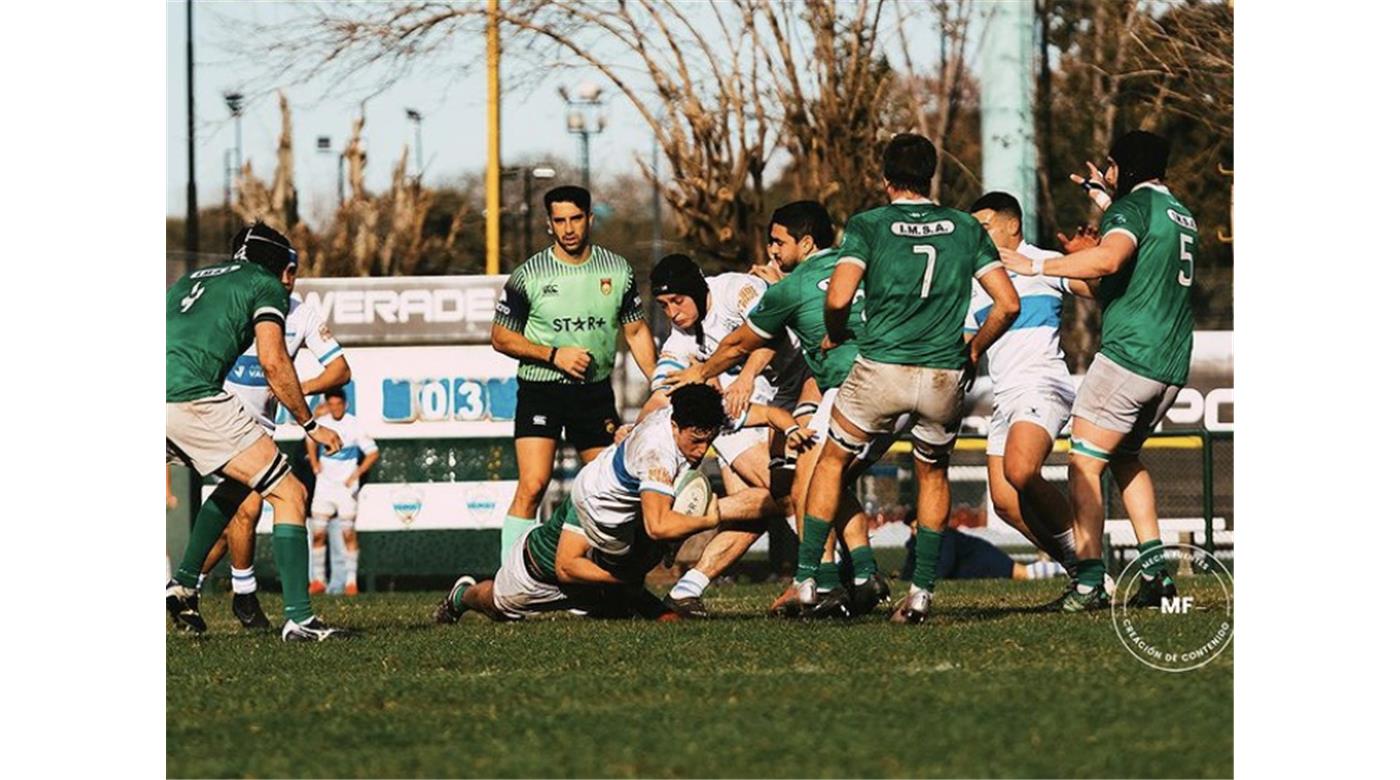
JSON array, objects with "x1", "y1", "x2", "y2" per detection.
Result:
[{"x1": 491, "y1": 185, "x2": 657, "y2": 562}]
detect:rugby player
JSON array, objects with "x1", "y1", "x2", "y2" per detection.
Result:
[
  {"x1": 305, "y1": 388, "x2": 379, "y2": 596},
  {"x1": 432, "y1": 384, "x2": 813, "y2": 622},
  {"x1": 645, "y1": 254, "x2": 810, "y2": 617},
  {"x1": 492, "y1": 186, "x2": 657, "y2": 566},
  {"x1": 813, "y1": 133, "x2": 1020, "y2": 624},
  {"x1": 660, "y1": 202, "x2": 895, "y2": 618},
  {"x1": 166, "y1": 223, "x2": 348, "y2": 641},
  {"x1": 195, "y1": 272, "x2": 350, "y2": 628},
  {"x1": 1000, "y1": 130, "x2": 1197, "y2": 611},
  {"x1": 964, "y1": 192, "x2": 1083, "y2": 591}
]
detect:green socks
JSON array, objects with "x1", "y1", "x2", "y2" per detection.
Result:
[
  {"x1": 912, "y1": 528, "x2": 944, "y2": 591},
  {"x1": 795, "y1": 515, "x2": 832, "y2": 583},
  {"x1": 849, "y1": 545, "x2": 877, "y2": 583},
  {"x1": 273, "y1": 523, "x2": 315, "y2": 623},
  {"x1": 815, "y1": 562, "x2": 840, "y2": 593},
  {"x1": 1076, "y1": 558, "x2": 1107, "y2": 590},
  {"x1": 500, "y1": 514, "x2": 536, "y2": 563},
  {"x1": 1137, "y1": 539, "x2": 1167, "y2": 579},
  {"x1": 174, "y1": 484, "x2": 247, "y2": 588}
]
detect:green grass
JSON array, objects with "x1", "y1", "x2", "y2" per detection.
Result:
[{"x1": 167, "y1": 579, "x2": 1232, "y2": 778}]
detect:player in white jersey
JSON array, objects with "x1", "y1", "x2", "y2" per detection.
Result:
[
  {"x1": 199, "y1": 288, "x2": 350, "y2": 629},
  {"x1": 646, "y1": 254, "x2": 811, "y2": 617},
  {"x1": 305, "y1": 388, "x2": 379, "y2": 596},
  {"x1": 966, "y1": 193, "x2": 1093, "y2": 593},
  {"x1": 432, "y1": 384, "x2": 813, "y2": 622}
]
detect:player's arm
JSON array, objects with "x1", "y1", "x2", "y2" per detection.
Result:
[
  {"x1": 299, "y1": 308, "x2": 352, "y2": 395},
  {"x1": 968, "y1": 266, "x2": 1020, "y2": 365},
  {"x1": 739, "y1": 403, "x2": 817, "y2": 452},
  {"x1": 725, "y1": 346, "x2": 775, "y2": 419},
  {"x1": 622, "y1": 319, "x2": 657, "y2": 379},
  {"x1": 824, "y1": 261, "x2": 865, "y2": 348},
  {"x1": 347, "y1": 435, "x2": 379, "y2": 485},
  {"x1": 553, "y1": 529, "x2": 626, "y2": 586},
  {"x1": 305, "y1": 436, "x2": 321, "y2": 475},
  {"x1": 256, "y1": 319, "x2": 341, "y2": 453},
  {"x1": 999, "y1": 232, "x2": 1135, "y2": 279},
  {"x1": 491, "y1": 274, "x2": 591, "y2": 380},
  {"x1": 640, "y1": 490, "x2": 720, "y2": 541},
  {"x1": 299, "y1": 356, "x2": 350, "y2": 395},
  {"x1": 660, "y1": 324, "x2": 769, "y2": 391}
]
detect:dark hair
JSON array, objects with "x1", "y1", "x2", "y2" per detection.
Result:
[
  {"x1": 669, "y1": 384, "x2": 727, "y2": 434},
  {"x1": 1109, "y1": 130, "x2": 1170, "y2": 196},
  {"x1": 230, "y1": 221, "x2": 296, "y2": 275},
  {"x1": 770, "y1": 201, "x2": 836, "y2": 249},
  {"x1": 324, "y1": 387, "x2": 346, "y2": 401},
  {"x1": 543, "y1": 185, "x2": 591, "y2": 214},
  {"x1": 968, "y1": 191, "x2": 1022, "y2": 224},
  {"x1": 882, "y1": 133, "x2": 938, "y2": 196}
]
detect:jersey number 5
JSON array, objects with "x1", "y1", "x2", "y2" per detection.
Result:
[
  {"x1": 1178, "y1": 234, "x2": 1194, "y2": 287},
  {"x1": 914, "y1": 245, "x2": 938, "y2": 298}
]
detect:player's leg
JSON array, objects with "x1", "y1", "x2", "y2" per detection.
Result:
[
  {"x1": 1063, "y1": 415, "x2": 1126, "y2": 610},
  {"x1": 503, "y1": 436, "x2": 557, "y2": 561},
  {"x1": 339, "y1": 506, "x2": 361, "y2": 596},
  {"x1": 1001, "y1": 421, "x2": 1079, "y2": 575},
  {"x1": 308, "y1": 482, "x2": 336, "y2": 594},
  {"x1": 205, "y1": 489, "x2": 270, "y2": 628}
]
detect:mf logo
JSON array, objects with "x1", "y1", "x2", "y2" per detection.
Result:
[{"x1": 1160, "y1": 596, "x2": 1195, "y2": 614}]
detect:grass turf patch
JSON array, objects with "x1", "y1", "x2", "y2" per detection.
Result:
[{"x1": 168, "y1": 579, "x2": 1231, "y2": 778}]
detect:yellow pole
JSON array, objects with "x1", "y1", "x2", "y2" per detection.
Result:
[{"x1": 485, "y1": 0, "x2": 502, "y2": 275}]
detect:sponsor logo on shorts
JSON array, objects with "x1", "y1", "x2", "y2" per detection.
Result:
[{"x1": 533, "y1": 415, "x2": 548, "y2": 426}]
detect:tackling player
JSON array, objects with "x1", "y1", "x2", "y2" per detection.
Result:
[
  {"x1": 433, "y1": 384, "x2": 812, "y2": 622},
  {"x1": 964, "y1": 192, "x2": 1083, "y2": 592},
  {"x1": 813, "y1": 134, "x2": 1020, "y2": 624},
  {"x1": 1000, "y1": 130, "x2": 1197, "y2": 611},
  {"x1": 195, "y1": 274, "x2": 350, "y2": 629},
  {"x1": 491, "y1": 186, "x2": 657, "y2": 566},
  {"x1": 305, "y1": 388, "x2": 379, "y2": 596},
  {"x1": 660, "y1": 202, "x2": 895, "y2": 617},
  {"x1": 166, "y1": 223, "x2": 348, "y2": 641},
  {"x1": 645, "y1": 254, "x2": 810, "y2": 617}
]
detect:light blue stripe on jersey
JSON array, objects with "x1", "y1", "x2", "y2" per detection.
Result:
[
  {"x1": 225, "y1": 354, "x2": 266, "y2": 387},
  {"x1": 322, "y1": 445, "x2": 362, "y2": 461},
  {"x1": 318, "y1": 345, "x2": 343, "y2": 365},
  {"x1": 610, "y1": 441, "x2": 641, "y2": 493},
  {"x1": 973, "y1": 294, "x2": 1062, "y2": 330}
]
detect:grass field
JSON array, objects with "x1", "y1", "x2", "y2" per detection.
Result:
[{"x1": 167, "y1": 578, "x2": 1232, "y2": 778}]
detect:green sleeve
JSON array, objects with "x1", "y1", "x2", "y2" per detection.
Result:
[
  {"x1": 1100, "y1": 198, "x2": 1148, "y2": 244},
  {"x1": 971, "y1": 219, "x2": 1000, "y2": 275},
  {"x1": 745, "y1": 277, "x2": 800, "y2": 339},
  {"x1": 250, "y1": 273, "x2": 290, "y2": 327},
  {"x1": 618, "y1": 267, "x2": 644, "y2": 325},
  {"x1": 836, "y1": 214, "x2": 872, "y2": 267}
]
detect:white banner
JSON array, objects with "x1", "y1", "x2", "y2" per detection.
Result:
[
  {"x1": 293, "y1": 275, "x2": 507, "y2": 346},
  {"x1": 274, "y1": 345, "x2": 519, "y2": 439},
  {"x1": 210, "y1": 480, "x2": 518, "y2": 533}
]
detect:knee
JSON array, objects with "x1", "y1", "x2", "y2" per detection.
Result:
[
  {"x1": 991, "y1": 494, "x2": 1019, "y2": 522},
  {"x1": 272, "y1": 475, "x2": 307, "y2": 508},
  {"x1": 1003, "y1": 459, "x2": 1039, "y2": 491},
  {"x1": 512, "y1": 474, "x2": 549, "y2": 506}
]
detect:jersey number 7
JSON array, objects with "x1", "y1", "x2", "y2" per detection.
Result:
[{"x1": 914, "y1": 245, "x2": 938, "y2": 298}]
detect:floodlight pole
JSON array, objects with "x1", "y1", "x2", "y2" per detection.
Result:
[
  {"x1": 485, "y1": 0, "x2": 502, "y2": 275},
  {"x1": 184, "y1": 0, "x2": 198, "y2": 256}
]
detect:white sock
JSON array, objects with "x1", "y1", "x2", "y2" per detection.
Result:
[
  {"x1": 310, "y1": 543, "x2": 328, "y2": 583},
  {"x1": 1051, "y1": 529, "x2": 1079, "y2": 575},
  {"x1": 785, "y1": 515, "x2": 797, "y2": 535},
  {"x1": 1025, "y1": 560, "x2": 1065, "y2": 580},
  {"x1": 343, "y1": 549, "x2": 359, "y2": 587},
  {"x1": 669, "y1": 569, "x2": 711, "y2": 600},
  {"x1": 195, "y1": 573, "x2": 206, "y2": 591},
  {"x1": 231, "y1": 566, "x2": 257, "y2": 595}
]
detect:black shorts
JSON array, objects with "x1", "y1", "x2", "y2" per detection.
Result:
[{"x1": 513, "y1": 379, "x2": 621, "y2": 452}]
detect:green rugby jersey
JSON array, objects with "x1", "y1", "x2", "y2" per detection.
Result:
[
  {"x1": 1095, "y1": 183, "x2": 1197, "y2": 386},
  {"x1": 494, "y1": 245, "x2": 644, "y2": 383},
  {"x1": 746, "y1": 247, "x2": 865, "y2": 392},
  {"x1": 837, "y1": 200, "x2": 1000, "y2": 369},
  {"x1": 167, "y1": 262, "x2": 289, "y2": 403},
  {"x1": 524, "y1": 498, "x2": 583, "y2": 585}
]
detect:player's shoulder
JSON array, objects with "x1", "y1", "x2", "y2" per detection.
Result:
[{"x1": 589, "y1": 245, "x2": 633, "y2": 274}]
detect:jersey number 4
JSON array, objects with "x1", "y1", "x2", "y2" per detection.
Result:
[
  {"x1": 914, "y1": 245, "x2": 937, "y2": 298},
  {"x1": 179, "y1": 281, "x2": 206, "y2": 313}
]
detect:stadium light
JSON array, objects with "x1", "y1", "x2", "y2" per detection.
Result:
[{"x1": 560, "y1": 82, "x2": 606, "y2": 189}]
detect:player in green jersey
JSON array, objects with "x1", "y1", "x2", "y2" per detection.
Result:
[
  {"x1": 166, "y1": 223, "x2": 348, "y2": 641},
  {"x1": 491, "y1": 186, "x2": 658, "y2": 565},
  {"x1": 819, "y1": 134, "x2": 1021, "y2": 623},
  {"x1": 660, "y1": 201, "x2": 892, "y2": 617},
  {"x1": 1000, "y1": 130, "x2": 1197, "y2": 611}
]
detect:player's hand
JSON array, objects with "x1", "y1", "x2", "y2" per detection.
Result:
[
  {"x1": 1070, "y1": 162, "x2": 1113, "y2": 210},
  {"x1": 703, "y1": 494, "x2": 721, "y2": 524},
  {"x1": 723, "y1": 374, "x2": 755, "y2": 420},
  {"x1": 310, "y1": 426, "x2": 342, "y2": 456},
  {"x1": 659, "y1": 361, "x2": 706, "y2": 393},
  {"x1": 749, "y1": 262, "x2": 782, "y2": 284},
  {"x1": 166, "y1": 492, "x2": 178, "y2": 511},
  {"x1": 960, "y1": 346, "x2": 979, "y2": 394},
  {"x1": 552, "y1": 346, "x2": 594, "y2": 380},
  {"x1": 344, "y1": 475, "x2": 357, "y2": 488},
  {"x1": 785, "y1": 425, "x2": 817, "y2": 452},
  {"x1": 998, "y1": 246, "x2": 1034, "y2": 275},
  {"x1": 1056, "y1": 224, "x2": 1100, "y2": 254},
  {"x1": 612, "y1": 423, "x2": 634, "y2": 445},
  {"x1": 820, "y1": 331, "x2": 850, "y2": 352}
]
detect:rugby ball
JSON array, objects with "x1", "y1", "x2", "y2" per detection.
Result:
[{"x1": 671, "y1": 468, "x2": 713, "y2": 516}]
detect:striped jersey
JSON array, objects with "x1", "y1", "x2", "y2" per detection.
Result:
[
  {"x1": 313, "y1": 412, "x2": 378, "y2": 485},
  {"x1": 224, "y1": 293, "x2": 343, "y2": 429},
  {"x1": 493, "y1": 245, "x2": 644, "y2": 384},
  {"x1": 964, "y1": 241, "x2": 1075, "y2": 400}
]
